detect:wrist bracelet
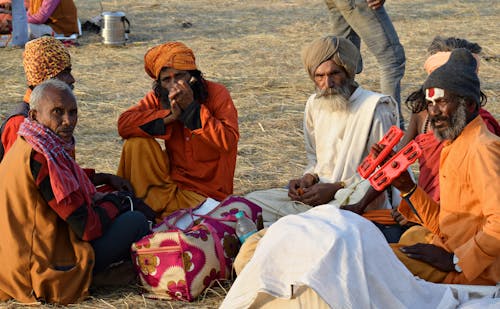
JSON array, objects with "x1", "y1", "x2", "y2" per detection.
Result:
[{"x1": 401, "y1": 183, "x2": 417, "y2": 199}]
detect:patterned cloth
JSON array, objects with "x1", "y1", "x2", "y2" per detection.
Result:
[
  {"x1": 18, "y1": 118, "x2": 95, "y2": 204},
  {"x1": 23, "y1": 36, "x2": 71, "y2": 86},
  {"x1": 144, "y1": 41, "x2": 197, "y2": 79}
]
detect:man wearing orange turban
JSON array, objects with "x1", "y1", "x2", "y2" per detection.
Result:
[{"x1": 117, "y1": 42, "x2": 240, "y2": 220}]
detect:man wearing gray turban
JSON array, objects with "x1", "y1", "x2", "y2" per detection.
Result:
[{"x1": 244, "y1": 35, "x2": 399, "y2": 229}]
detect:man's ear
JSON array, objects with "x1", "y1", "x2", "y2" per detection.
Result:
[
  {"x1": 28, "y1": 109, "x2": 37, "y2": 121},
  {"x1": 466, "y1": 100, "x2": 479, "y2": 113}
]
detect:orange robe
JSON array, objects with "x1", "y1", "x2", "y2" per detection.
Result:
[
  {"x1": 0, "y1": 137, "x2": 93, "y2": 304},
  {"x1": 117, "y1": 80, "x2": 239, "y2": 217},
  {"x1": 28, "y1": 0, "x2": 78, "y2": 36},
  {"x1": 398, "y1": 116, "x2": 500, "y2": 285}
]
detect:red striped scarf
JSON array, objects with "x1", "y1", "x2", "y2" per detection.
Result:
[{"x1": 18, "y1": 118, "x2": 96, "y2": 204}]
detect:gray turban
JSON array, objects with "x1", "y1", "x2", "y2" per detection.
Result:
[{"x1": 301, "y1": 36, "x2": 360, "y2": 81}]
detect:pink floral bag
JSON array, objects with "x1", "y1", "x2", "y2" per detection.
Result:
[{"x1": 131, "y1": 196, "x2": 262, "y2": 301}]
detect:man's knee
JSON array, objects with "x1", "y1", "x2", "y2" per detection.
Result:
[
  {"x1": 234, "y1": 228, "x2": 267, "y2": 275},
  {"x1": 122, "y1": 137, "x2": 161, "y2": 151}
]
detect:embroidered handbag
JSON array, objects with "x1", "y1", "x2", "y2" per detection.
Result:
[{"x1": 131, "y1": 195, "x2": 262, "y2": 301}]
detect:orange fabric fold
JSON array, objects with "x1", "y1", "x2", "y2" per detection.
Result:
[
  {"x1": 362, "y1": 209, "x2": 396, "y2": 225},
  {"x1": 28, "y1": 0, "x2": 42, "y2": 14},
  {"x1": 117, "y1": 137, "x2": 206, "y2": 221}
]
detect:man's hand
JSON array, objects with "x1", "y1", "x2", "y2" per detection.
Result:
[
  {"x1": 168, "y1": 79, "x2": 194, "y2": 111},
  {"x1": 93, "y1": 173, "x2": 134, "y2": 192},
  {"x1": 366, "y1": 0, "x2": 385, "y2": 10},
  {"x1": 340, "y1": 202, "x2": 365, "y2": 215},
  {"x1": 400, "y1": 243, "x2": 455, "y2": 272},
  {"x1": 298, "y1": 182, "x2": 343, "y2": 207},
  {"x1": 391, "y1": 208, "x2": 409, "y2": 225},
  {"x1": 340, "y1": 186, "x2": 383, "y2": 215},
  {"x1": 288, "y1": 173, "x2": 317, "y2": 200},
  {"x1": 371, "y1": 143, "x2": 416, "y2": 193}
]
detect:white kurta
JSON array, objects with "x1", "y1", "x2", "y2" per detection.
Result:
[
  {"x1": 303, "y1": 86, "x2": 398, "y2": 186},
  {"x1": 245, "y1": 87, "x2": 398, "y2": 224}
]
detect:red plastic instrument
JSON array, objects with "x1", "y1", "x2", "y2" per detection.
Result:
[{"x1": 357, "y1": 126, "x2": 422, "y2": 191}]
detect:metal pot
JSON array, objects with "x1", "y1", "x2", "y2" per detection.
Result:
[{"x1": 101, "y1": 11, "x2": 130, "y2": 46}]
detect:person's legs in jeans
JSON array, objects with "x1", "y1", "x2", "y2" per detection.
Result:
[
  {"x1": 324, "y1": 0, "x2": 406, "y2": 128},
  {"x1": 10, "y1": 0, "x2": 28, "y2": 46},
  {"x1": 91, "y1": 211, "x2": 150, "y2": 273},
  {"x1": 324, "y1": 0, "x2": 363, "y2": 74}
]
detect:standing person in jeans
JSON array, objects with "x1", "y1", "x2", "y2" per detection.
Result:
[
  {"x1": 324, "y1": 0, "x2": 406, "y2": 128},
  {"x1": 10, "y1": 0, "x2": 28, "y2": 46}
]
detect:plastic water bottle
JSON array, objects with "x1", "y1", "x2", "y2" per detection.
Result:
[{"x1": 235, "y1": 210, "x2": 257, "y2": 244}]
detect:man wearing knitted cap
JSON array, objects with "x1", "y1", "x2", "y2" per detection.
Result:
[
  {"x1": 244, "y1": 35, "x2": 398, "y2": 227},
  {"x1": 117, "y1": 42, "x2": 239, "y2": 220},
  {"x1": 383, "y1": 48, "x2": 500, "y2": 285},
  {"x1": 0, "y1": 36, "x2": 74, "y2": 161}
]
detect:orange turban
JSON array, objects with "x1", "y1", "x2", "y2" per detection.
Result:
[
  {"x1": 23, "y1": 37, "x2": 71, "y2": 87},
  {"x1": 144, "y1": 42, "x2": 197, "y2": 79}
]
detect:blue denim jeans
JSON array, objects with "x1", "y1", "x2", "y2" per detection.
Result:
[
  {"x1": 10, "y1": 0, "x2": 28, "y2": 46},
  {"x1": 324, "y1": 0, "x2": 406, "y2": 128},
  {"x1": 90, "y1": 211, "x2": 151, "y2": 273}
]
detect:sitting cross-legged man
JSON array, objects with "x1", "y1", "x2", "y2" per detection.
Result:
[
  {"x1": 244, "y1": 35, "x2": 399, "y2": 226},
  {"x1": 117, "y1": 41, "x2": 239, "y2": 221},
  {"x1": 0, "y1": 79, "x2": 153, "y2": 305}
]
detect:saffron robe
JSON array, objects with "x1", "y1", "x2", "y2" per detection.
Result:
[{"x1": 0, "y1": 137, "x2": 93, "y2": 304}]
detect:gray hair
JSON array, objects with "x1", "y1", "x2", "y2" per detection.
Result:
[{"x1": 29, "y1": 79, "x2": 75, "y2": 111}]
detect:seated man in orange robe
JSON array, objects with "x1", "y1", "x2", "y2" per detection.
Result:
[
  {"x1": 117, "y1": 41, "x2": 239, "y2": 220},
  {"x1": 388, "y1": 48, "x2": 500, "y2": 285},
  {"x1": 0, "y1": 79, "x2": 151, "y2": 305},
  {"x1": 223, "y1": 48, "x2": 500, "y2": 309},
  {"x1": 27, "y1": 0, "x2": 79, "y2": 39}
]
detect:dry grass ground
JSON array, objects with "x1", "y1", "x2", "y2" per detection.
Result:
[{"x1": 0, "y1": 0, "x2": 498, "y2": 307}]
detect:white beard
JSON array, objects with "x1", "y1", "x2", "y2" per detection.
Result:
[{"x1": 313, "y1": 92, "x2": 350, "y2": 114}]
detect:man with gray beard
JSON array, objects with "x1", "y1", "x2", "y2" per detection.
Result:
[
  {"x1": 244, "y1": 35, "x2": 398, "y2": 229},
  {"x1": 221, "y1": 48, "x2": 500, "y2": 309},
  {"x1": 384, "y1": 48, "x2": 500, "y2": 285}
]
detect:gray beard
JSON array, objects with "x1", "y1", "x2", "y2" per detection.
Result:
[
  {"x1": 432, "y1": 103, "x2": 467, "y2": 141},
  {"x1": 314, "y1": 84, "x2": 351, "y2": 113}
]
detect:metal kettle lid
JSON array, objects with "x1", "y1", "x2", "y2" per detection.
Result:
[{"x1": 102, "y1": 11, "x2": 126, "y2": 17}]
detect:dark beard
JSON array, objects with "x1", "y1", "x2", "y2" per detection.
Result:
[{"x1": 431, "y1": 103, "x2": 467, "y2": 141}]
